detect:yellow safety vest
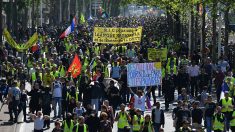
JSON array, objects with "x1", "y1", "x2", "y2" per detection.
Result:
[
  {"x1": 76, "y1": 124, "x2": 87, "y2": 132},
  {"x1": 133, "y1": 115, "x2": 144, "y2": 131},
  {"x1": 32, "y1": 72, "x2": 42, "y2": 81},
  {"x1": 213, "y1": 114, "x2": 224, "y2": 131},
  {"x1": 59, "y1": 65, "x2": 66, "y2": 77},
  {"x1": 63, "y1": 120, "x2": 74, "y2": 132},
  {"x1": 32, "y1": 72, "x2": 36, "y2": 81},
  {"x1": 67, "y1": 92, "x2": 79, "y2": 102},
  {"x1": 27, "y1": 59, "x2": 33, "y2": 68},
  {"x1": 94, "y1": 47, "x2": 100, "y2": 56},
  {"x1": 117, "y1": 112, "x2": 129, "y2": 129},
  {"x1": 166, "y1": 58, "x2": 177, "y2": 74},
  {"x1": 221, "y1": 97, "x2": 233, "y2": 112},
  {"x1": 51, "y1": 71, "x2": 60, "y2": 78},
  {"x1": 230, "y1": 111, "x2": 235, "y2": 126},
  {"x1": 104, "y1": 66, "x2": 109, "y2": 78},
  {"x1": 122, "y1": 46, "x2": 127, "y2": 53}
]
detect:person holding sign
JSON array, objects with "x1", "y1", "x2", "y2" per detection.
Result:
[{"x1": 129, "y1": 87, "x2": 151, "y2": 112}]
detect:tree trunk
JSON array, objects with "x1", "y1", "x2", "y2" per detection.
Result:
[
  {"x1": 212, "y1": 2, "x2": 217, "y2": 61},
  {"x1": 224, "y1": 7, "x2": 230, "y2": 57},
  {"x1": 174, "y1": 11, "x2": 181, "y2": 42},
  {"x1": 166, "y1": 10, "x2": 173, "y2": 36},
  {"x1": 32, "y1": 0, "x2": 35, "y2": 31},
  {"x1": 0, "y1": 0, "x2": 2, "y2": 45},
  {"x1": 194, "y1": 4, "x2": 199, "y2": 51},
  {"x1": 201, "y1": 3, "x2": 206, "y2": 52},
  {"x1": 110, "y1": 0, "x2": 120, "y2": 17},
  {"x1": 191, "y1": 10, "x2": 195, "y2": 53},
  {"x1": 23, "y1": 7, "x2": 28, "y2": 28},
  {"x1": 13, "y1": 0, "x2": 18, "y2": 41}
]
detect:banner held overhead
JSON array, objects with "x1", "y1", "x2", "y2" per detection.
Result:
[
  {"x1": 127, "y1": 62, "x2": 161, "y2": 87},
  {"x1": 93, "y1": 27, "x2": 142, "y2": 44}
]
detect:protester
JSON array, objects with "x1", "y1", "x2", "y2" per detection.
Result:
[
  {"x1": 115, "y1": 104, "x2": 131, "y2": 132},
  {"x1": 140, "y1": 114, "x2": 154, "y2": 132},
  {"x1": 219, "y1": 91, "x2": 234, "y2": 131},
  {"x1": 213, "y1": 106, "x2": 225, "y2": 132},
  {"x1": 204, "y1": 95, "x2": 216, "y2": 132},
  {"x1": 30, "y1": 111, "x2": 50, "y2": 132},
  {"x1": 132, "y1": 108, "x2": 144, "y2": 132},
  {"x1": 72, "y1": 116, "x2": 89, "y2": 132},
  {"x1": 99, "y1": 112, "x2": 112, "y2": 132},
  {"x1": 151, "y1": 102, "x2": 165, "y2": 132}
]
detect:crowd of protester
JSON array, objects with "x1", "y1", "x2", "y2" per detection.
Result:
[{"x1": 0, "y1": 16, "x2": 235, "y2": 132}]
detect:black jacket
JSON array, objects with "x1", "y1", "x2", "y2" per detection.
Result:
[{"x1": 151, "y1": 108, "x2": 165, "y2": 125}]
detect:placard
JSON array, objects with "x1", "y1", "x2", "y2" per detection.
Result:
[
  {"x1": 148, "y1": 48, "x2": 168, "y2": 61},
  {"x1": 127, "y1": 62, "x2": 161, "y2": 87}
]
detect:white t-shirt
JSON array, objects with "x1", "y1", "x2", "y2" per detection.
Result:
[{"x1": 134, "y1": 94, "x2": 146, "y2": 111}]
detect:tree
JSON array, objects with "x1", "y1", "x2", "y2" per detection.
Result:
[
  {"x1": 219, "y1": 0, "x2": 235, "y2": 56},
  {"x1": 0, "y1": 0, "x2": 2, "y2": 45}
]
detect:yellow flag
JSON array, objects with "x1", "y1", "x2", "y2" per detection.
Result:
[
  {"x1": 3, "y1": 29, "x2": 18, "y2": 48},
  {"x1": 3, "y1": 28, "x2": 38, "y2": 52}
]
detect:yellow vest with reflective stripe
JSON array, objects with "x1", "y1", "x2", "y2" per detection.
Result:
[
  {"x1": 94, "y1": 47, "x2": 100, "y2": 56},
  {"x1": 63, "y1": 120, "x2": 74, "y2": 132},
  {"x1": 104, "y1": 66, "x2": 109, "y2": 78},
  {"x1": 213, "y1": 114, "x2": 224, "y2": 131},
  {"x1": 59, "y1": 66, "x2": 66, "y2": 77},
  {"x1": 166, "y1": 58, "x2": 177, "y2": 74},
  {"x1": 221, "y1": 98, "x2": 233, "y2": 112},
  {"x1": 32, "y1": 72, "x2": 36, "y2": 81},
  {"x1": 230, "y1": 111, "x2": 235, "y2": 126},
  {"x1": 27, "y1": 59, "x2": 33, "y2": 68},
  {"x1": 67, "y1": 92, "x2": 79, "y2": 102},
  {"x1": 133, "y1": 115, "x2": 144, "y2": 131},
  {"x1": 117, "y1": 112, "x2": 129, "y2": 129},
  {"x1": 76, "y1": 124, "x2": 87, "y2": 132},
  {"x1": 32, "y1": 72, "x2": 42, "y2": 81}
]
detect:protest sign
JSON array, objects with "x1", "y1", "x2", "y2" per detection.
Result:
[
  {"x1": 127, "y1": 62, "x2": 161, "y2": 87},
  {"x1": 148, "y1": 48, "x2": 168, "y2": 61},
  {"x1": 93, "y1": 27, "x2": 142, "y2": 44}
]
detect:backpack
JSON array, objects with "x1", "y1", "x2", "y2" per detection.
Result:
[{"x1": 12, "y1": 87, "x2": 21, "y2": 101}]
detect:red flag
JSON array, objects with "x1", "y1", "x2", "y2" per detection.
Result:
[
  {"x1": 31, "y1": 44, "x2": 39, "y2": 52},
  {"x1": 67, "y1": 54, "x2": 82, "y2": 78}
]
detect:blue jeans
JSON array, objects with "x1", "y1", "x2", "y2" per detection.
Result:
[
  {"x1": 224, "y1": 112, "x2": 231, "y2": 131},
  {"x1": 205, "y1": 116, "x2": 213, "y2": 132},
  {"x1": 53, "y1": 97, "x2": 62, "y2": 118},
  {"x1": 91, "y1": 99, "x2": 99, "y2": 112},
  {"x1": 153, "y1": 123, "x2": 161, "y2": 132}
]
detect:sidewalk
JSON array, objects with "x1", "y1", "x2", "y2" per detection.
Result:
[{"x1": 0, "y1": 102, "x2": 17, "y2": 132}]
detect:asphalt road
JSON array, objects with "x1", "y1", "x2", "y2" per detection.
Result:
[{"x1": 0, "y1": 96, "x2": 176, "y2": 132}]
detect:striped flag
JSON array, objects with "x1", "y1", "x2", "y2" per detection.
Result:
[{"x1": 60, "y1": 17, "x2": 76, "y2": 39}]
